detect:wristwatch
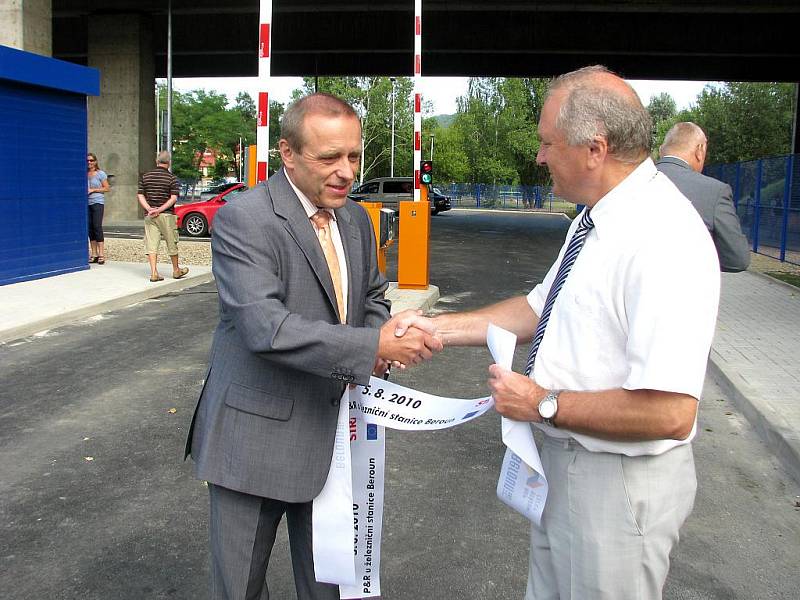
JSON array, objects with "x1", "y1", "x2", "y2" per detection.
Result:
[{"x1": 538, "y1": 390, "x2": 561, "y2": 427}]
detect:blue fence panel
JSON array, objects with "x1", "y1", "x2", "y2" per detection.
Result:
[
  {"x1": 444, "y1": 183, "x2": 562, "y2": 212},
  {"x1": 708, "y1": 153, "x2": 799, "y2": 266}
]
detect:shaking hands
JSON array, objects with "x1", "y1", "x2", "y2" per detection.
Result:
[{"x1": 375, "y1": 310, "x2": 442, "y2": 375}]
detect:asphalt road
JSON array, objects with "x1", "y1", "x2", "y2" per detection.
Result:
[{"x1": 1, "y1": 210, "x2": 798, "y2": 599}]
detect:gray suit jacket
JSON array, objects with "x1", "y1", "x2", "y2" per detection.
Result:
[
  {"x1": 656, "y1": 157, "x2": 751, "y2": 272},
  {"x1": 186, "y1": 169, "x2": 391, "y2": 503}
]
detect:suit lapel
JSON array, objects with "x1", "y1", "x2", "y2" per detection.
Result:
[
  {"x1": 334, "y1": 205, "x2": 363, "y2": 322},
  {"x1": 268, "y1": 171, "x2": 340, "y2": 318}
]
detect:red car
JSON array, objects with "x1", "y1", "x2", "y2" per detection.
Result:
[{"x1": 175, "y1": 183, "x2": 248, "y2": 237}]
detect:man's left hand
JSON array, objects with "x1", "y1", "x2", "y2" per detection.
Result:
[
  {"x1": 488, "y1": 364, "x2": 545, "y2": 422},
  {"x1": 372, "y1": 357, "x2": 390, "y2": 378}
]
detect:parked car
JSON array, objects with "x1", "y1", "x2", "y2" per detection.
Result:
[
  {"x1": 175, "y1": 183, "x2": 247, "y2": 237},
  {"x1": 348, "y1": 177, "x2": 452, "y2": 215},
  {"x1": 199, "y1": 181, "x2": 244, "y2": 201},
  {"x1": 429, "y1": 186, "x2": 453, "y2": 213}
]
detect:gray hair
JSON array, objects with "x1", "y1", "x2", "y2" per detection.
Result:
[
  {"x1": 156, "y1": 151, "x2": 171, "y2": 165},
  {"x1": 548, "y1": 65, "x2": 652, "y2": 163},
  {"x1": 280, "y1": 93, "x2": 360, "y2": 152},
  {"x1": 660, "y1": 122, "x2": 706, "y2": 156}
]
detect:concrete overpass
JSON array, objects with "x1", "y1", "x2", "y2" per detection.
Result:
[
  {"x1": 2, "y1": 0, "x2": 798, "y2": 222},
  {"x1": 51, "y1": 0, "x2": 800, "y2": 80}
]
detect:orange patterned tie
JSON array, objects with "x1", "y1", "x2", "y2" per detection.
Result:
[{"x1": 310, "y1": 210, "x2": 346, "y2": 323}]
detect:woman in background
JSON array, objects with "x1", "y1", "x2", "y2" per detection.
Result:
[{"x1": 87, "y1": 152, "x2": 110, "y2": 264}]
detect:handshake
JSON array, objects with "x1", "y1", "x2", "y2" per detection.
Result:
[{"x1": 374, "y1": 309, "x2": 442, "y2": 376}]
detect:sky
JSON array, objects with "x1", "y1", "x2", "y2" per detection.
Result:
[{"x1": 166, "y1": 76, "x2": 714, "y2": 115}]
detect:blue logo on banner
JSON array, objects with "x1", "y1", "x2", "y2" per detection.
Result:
[
  {"x1": 461, "y1": 410, "x2": 479, "y2": 420},
  {"x1": 367, "y1": 424, "x2": 378, "y2": 440},
  {"x1": 527, "y1": 471, "x2": 545, "y2": 489}
]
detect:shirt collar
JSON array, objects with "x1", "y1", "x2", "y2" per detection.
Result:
[
  {"x1": 661, "y1": 155, "x2": 690, "y2": 167},
  {"x1": 284, "y1": 168, "x2": 336, "y2": 222},
  {"x1": 586, "y1": 158, "x2": 658, "y2": 240}
]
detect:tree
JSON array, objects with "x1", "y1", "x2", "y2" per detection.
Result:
[
  {"x1": 265, "y1": 99, "x2": 285, "y2": 176},
  {"x1": 159, "y1": 85, "x2": 281, "y2": 182},
  {"x1": 282, "y1": 76, "x2": 552, "y2": 188},
  {"x1": 440, "y1": 77, "x2": 549, "y2": 186},
  {"x1": 294, "y1": 77, "x2": 414, "y2": 182},
  {"x1": 647, "y1": 92, "x2": 678, "y2": 153},
  {"x1": 501, "y1": 78, "x2": 550, "y2": 185},
  {"x1": 682, "y1": 82, "x2": 795, "y2": 164},
  {"x1": 647, "y1": 92, "x2": 677, "y2": 124},
  {"x1": 422, "y1": 116, "x2": 469, "y2": 184}
]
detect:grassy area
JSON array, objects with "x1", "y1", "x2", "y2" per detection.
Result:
[{"x1": 765, "y1": 271, "x2": 800, "y2": 288}]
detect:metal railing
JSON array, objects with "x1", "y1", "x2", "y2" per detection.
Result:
[
  {"x1": 442, "y1": 183, "x2": 575, "y2": 214},
  {"x1": 705, "y1": 154, "x2": 799, "y2": 265}
]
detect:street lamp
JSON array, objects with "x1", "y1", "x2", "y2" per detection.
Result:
[
  {"x1": 390, "y1": 77, "x2": 396, "y2": 177},
  {"x1": 430, "y1": 133, "x2": 435, "y2": 162}
]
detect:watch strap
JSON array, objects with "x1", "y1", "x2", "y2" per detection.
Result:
[{"x1": 539, "y1": 389, "x2": 561, "y2": 427}]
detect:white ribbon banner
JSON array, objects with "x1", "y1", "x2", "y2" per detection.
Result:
[
  {"x1": 339, "y1": 411, "x2": 385, "y2": 599},
  {"x1": 312, "y1": 394, "x2": 357, "y2": 587},
  {"x1": 312, "y1": 324, "x2": 548, "y2": 598}
]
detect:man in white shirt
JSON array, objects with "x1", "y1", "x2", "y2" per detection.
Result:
[{"x1": 407, "y1": 66, "x2": 720, "y2": 599}]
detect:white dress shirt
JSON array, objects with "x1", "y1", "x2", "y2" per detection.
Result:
[
  {"x1": 526, "y1": 158, "x2": 720, "y2": 456},
  {"x1": 285, "y1": 169, "x2": 349, "y2": 323}
]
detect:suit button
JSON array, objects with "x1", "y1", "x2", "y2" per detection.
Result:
[{"x1": 331, "y1": 397, "x2": 340, "y2": 407}]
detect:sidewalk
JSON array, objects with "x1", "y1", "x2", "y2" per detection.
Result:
[
  {"x1": 0, "y1": 264, "x2": 796, "y2": 483},
  {"x1": 0, "y1": 261, "x2": 439, "y2": 344},
  {"x1": 707, "y1": 271, "x2": 800, "y2": 484},
  {"x1": 0, "y1": 261, "x2": 214, "y2": 344}
]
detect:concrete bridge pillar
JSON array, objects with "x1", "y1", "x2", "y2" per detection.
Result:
[
  {"x1": 0, "y1": 0, "x2": 52, "y2": 56},
  {"x1": 88, "y1": 14, "x2": 156, "y2": 224}
]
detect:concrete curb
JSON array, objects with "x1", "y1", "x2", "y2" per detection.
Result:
[
  {"x1": 386, "y1": 283, "x2": 440, "y2": 315},
  {"x1": 0, "y1": 271, "x2": 214, "y2": 344},
  {"x1": 748, "y1": 269, "x2": 800, "y2": 294},
  {"x1": 1, "y1": 275, "x2": 436, "y2": 345},
  {"x1": 707, "y1": 351, "x2": 800, "y2": 484}
]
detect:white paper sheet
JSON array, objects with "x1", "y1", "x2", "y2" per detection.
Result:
[{"x1": 487, "y1": 324, "x2": 548, "y2": 525}]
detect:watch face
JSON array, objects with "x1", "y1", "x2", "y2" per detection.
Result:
[{"x1": 539, "y1": 398, "x2": 556, "y2": 419}]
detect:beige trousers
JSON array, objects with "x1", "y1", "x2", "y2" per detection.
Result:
[
  {"x1": 525, "y1": 436, "x2": 696, "y2": 600},
  {"x1": 144, "y1": 213, "x2": 179, "y2": 256}
]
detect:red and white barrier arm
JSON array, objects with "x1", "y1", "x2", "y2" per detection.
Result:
[
  {"x1": 413, "y1": 0, "x2": 422, "y2": 201},
  {"x1": 256, "y1": 0, "x2": 273, "y2": 182}
]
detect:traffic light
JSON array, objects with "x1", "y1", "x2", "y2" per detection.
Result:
[{"x1": 420, "y1": 160, "x2": 433, "y2": 185}]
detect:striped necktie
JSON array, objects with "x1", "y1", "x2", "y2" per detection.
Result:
[{"x1": 524, "y1": 209, "x2": 595, "y2": 376}]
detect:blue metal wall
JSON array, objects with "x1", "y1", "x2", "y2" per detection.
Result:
[
  {"x1": 0, "y1": 82, "x2": 88, "y2": 284},
  {"x1": 0, "y1": 45, "x2": 99, "y2": 285}
]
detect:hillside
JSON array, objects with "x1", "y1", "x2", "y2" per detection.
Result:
[{"x1": 434, "y1": 113, "x2": 455, "y2": 128}]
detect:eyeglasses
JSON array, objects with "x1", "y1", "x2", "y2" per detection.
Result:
[{"x1": 87, "y1": 159, "x2": 96, "y2": 163}]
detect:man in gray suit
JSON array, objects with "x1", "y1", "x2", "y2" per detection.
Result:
[
  {"x1": 187, "y1": 93, "x2": 440, "y2": 600},
  {"x1": 657, "y1": 122, "x2": 751, "y2": 272}
]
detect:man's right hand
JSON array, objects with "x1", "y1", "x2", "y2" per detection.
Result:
[{"x1": 377, "y1": 310, "x2": 442, "y2": 367}]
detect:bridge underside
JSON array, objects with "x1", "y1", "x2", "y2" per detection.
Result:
[{"x1": 53, "y1": 0, "x2": 799, "y2": 82}]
